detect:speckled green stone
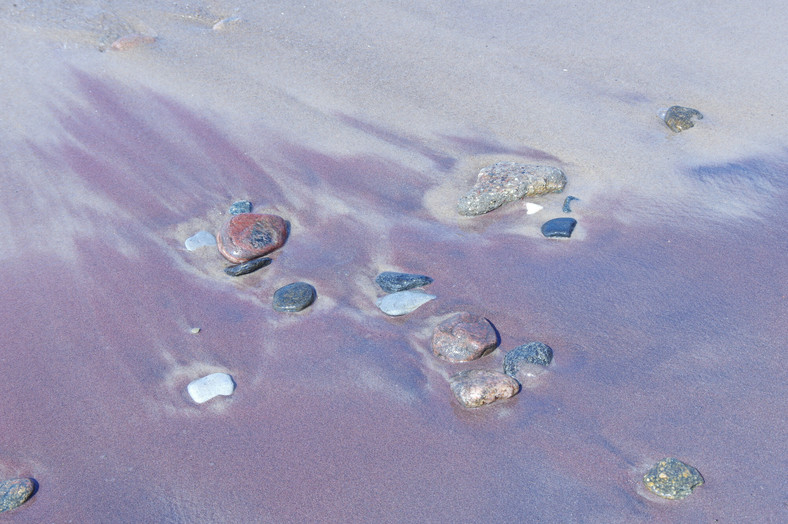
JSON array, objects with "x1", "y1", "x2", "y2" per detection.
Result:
[
  {"x1": 664, "y1": 106, "x2": 703, "y2": 132},
  {"x1": 643, "y1": 458, "x2": 704, "y2": 499},
  {"x1": 273, "y1": 282, "x2": 317, "y2": 312},
  {"x1": 0, "y1": 477, "x2": 36, "y2": 513}
]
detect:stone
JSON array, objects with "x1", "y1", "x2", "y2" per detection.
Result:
[
  {"x1": 449, "y1": 370, "x2": 521, "y2": 408},
  {"x1": 217, "y1": 213, "x2": 288, "y2": 263},
  {"x1": 190, "y1": 327, "x2": 201, "y2": 334},
  {"x1": 562, "y1": 195, "x2": 579, "y2": 213},
  {"x1": 376, "y1": 290, "x2": 436, "y2": 316},
  {"x1": 375, "y1": 271, "x2": 434, "y2": 293},
  {"x1": 273, "y1": 282, "x2": 317, "y2": 312},
  {"x1": 457, "y1": 162, "x2": 567, "y2": 216},
  {"x1": 432, "y1": 312, "x2": 498, "y2": 362},
  {"x1": 229, "y1": 200, "x2": 252, "y2": 215},
  {"x1": 643, "y1": 458, "x2": 704, "y2": 500},
  {"x1": 664, "y1": 106, "x2": 703, "y2": 132},
  {"x1": 0, "y1": 477, "x2": 36, "y2": 513},
  {"x1": 224, "y1": 256, "x2": 272, "y2": 277},
  {"x1": 525, "y1": 202, "x2": 543, "y2": 215},
  {"x1": 184, "y1": 230, "x2": 216, "y2": 251},
  {"x1": 541, "y1": 217, "x2": 577, "y2": 238},
  {"x1": 503, "y1": 342, "x2": 554, "y2": 380},
  {"x1": 187, "y1": 373, "x2": 236, "y2": 404},
  {"x1": 110, "y1": 33, "x2": 156, "y2": 51}
]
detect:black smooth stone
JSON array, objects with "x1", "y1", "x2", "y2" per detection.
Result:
[
  {"x1": 503, "y1": 342, "x2": 554, "y2": 377},
  {"x1": 224, "y1": 256, "x2": 272, "y2": 277},
  {"x1": 375, "y1": 271, "x2": 434, "y2": 293},
  {"x1": 273, "y1": 282, "x2": 317, "y2": 312},
  {"x1": 562, "y1": 195, "x2": 579, "y2": 213},
  {"x1": 541, "y1": 217, "x2": 577, "y2": 238},
  {"x1": 229, "y1": 200, "x2": 253, "y2": 215}
]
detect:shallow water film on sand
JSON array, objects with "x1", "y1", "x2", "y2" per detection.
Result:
[{"x1": 1, "y1": 1, "x2": 786, "y2": 521}]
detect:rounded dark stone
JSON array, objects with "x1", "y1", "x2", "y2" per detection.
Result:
[
  {"x1": 643, "y1": 458, "x2": 704, "y2": 499},
  {"x1": 273, "y1": 282, "x2": 317, "y2": 312},
  {"x1": 664, "y1": 106, "x2": 703, "y2": 133},
  {"x1": 562, "y1": 195, "x2": 579, "y2": 213},
  {"x1": 541, "y1": 217, "x2": 577, "y2": 238},
  {"x1": 229, "y1": 200, "x2": 253, "y2": 215},
  {"x1": 0, "y1": 477, "x2": 36, "y2": 513},
  {"x1": 224, "y1": 256, "x2": 272, "y2": 277},
  {"x1": 503, "y1": 342, "x2": 554, "y2": 378},
  {"x1": 375, "y1": 271, "x2": 434, "y2": 293}
]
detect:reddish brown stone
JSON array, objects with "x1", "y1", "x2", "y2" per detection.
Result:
[
  {"x1": 450, "y1": 369, "x2": 520, "y2": 408},
  {"x1": 432, "y1": 312, "x2": 498, "y2": 362},
  {"x1": 217, "y1": 213, "x2": 289, "y2": 263}
]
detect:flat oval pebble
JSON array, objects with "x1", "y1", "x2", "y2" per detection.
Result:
[
  {"x1": 449, "y1": 369, "x2": 520, "y2": 408},
  {"x1": 229, "y1": 200, "x2": 252, "y2": 215},
  {"x1": 217, "y1": 213, "x2": 288, "y2": 263},
  {"x1": 187, "y1": 373, "x2": 236, "y2": 404},
  {"x1": 110, "y1": 33, "x2": 156, "y2": 51},
  {"x1": 663, "y1": 106, "x2": 703, "y2": 133},
  {"x1": 273, "y1": 282, "x2": 317, "y2": 312},
  {"x1": 0, "y1": 478, "x2": 36, "y2": 513},
  {"x1": 503, "y1": 342, "x2": 554, "y2": 376},
  {"x1": 375, "y1": 290, "x2": 436, "y2": 316},
  {"x1": 457, "y1": 162, "x2": 567, "y2": 216},
  {"x1": 541, "y1": 217, "x2": 577, "y2": 238},
  {"x1": 224, "y1": 256, "x2": 272, "y2": 277},
  {"x1": 185, "y1": 230, "x2": 217, "y2": 251},
  {"x1": 643, "y1": 458, "x2": 704, "y2": 500},
  {"x1": 375, "y1": 271, "x2": 434, "y2": 293},
  {"x1": 432, "y1": 312, "x2": 498, "y2": 362}
]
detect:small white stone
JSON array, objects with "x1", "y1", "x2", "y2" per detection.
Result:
[
  {"x1": 525, "y1": 202, "x2": 543, "y2": 214},
  {"x1": 185, "y1": 230, "x2": 217, "y2": 251},
  {"x1": 187, "y1": 373, "x2": 235, "y2": 404},
  {"x1": 376, "y1": 290, "x2": 436, "y2": 316}
]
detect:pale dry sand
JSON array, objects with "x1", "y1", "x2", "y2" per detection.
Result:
[{"x1": 0, "y1": 1, "x2": 786, "y2": 522}]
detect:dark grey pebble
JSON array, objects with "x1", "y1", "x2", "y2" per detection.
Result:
[
  {"x1": 273, "y1": 282, "x2": 317, "y2": 312},
  {"x1": 503, "y1": 342, "x2": 554, "y2": 377},
  {"x1": 562, "y1": 195, "x2": 579, "y2": 213},
  {"x1": 224, "y1": 256, "x2": 272, "y2": 277},
  {"x1": 541, "y1": 217, "x2": 577, "y2": 238},
  {"x1": 664, "y1": 106, "x2": 703, "y2": 133},
  {"x1": 375, "y1": 271, "x2": 434, "y2": 293},
  {"x1": 229, "y1": 200, "x2": 253, "y2": 215}
]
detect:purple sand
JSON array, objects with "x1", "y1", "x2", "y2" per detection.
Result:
[{"x1": 1, "y1": 77, "x2": 786, "y2": 522}]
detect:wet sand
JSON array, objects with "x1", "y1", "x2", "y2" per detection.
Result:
[{"x1": 1, "y1": 1, "x2": 787, "y2": 522}]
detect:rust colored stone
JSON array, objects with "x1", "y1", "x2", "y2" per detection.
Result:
[
  {"x1": 450, "y1": 369, "x2": 520, "y2": 407},
  {"x1": 217, "y1": 213, "x2": 289, "y2": 264},
  {"x1": 432, "y1": 312, "x2": 498, "y2": 362}
]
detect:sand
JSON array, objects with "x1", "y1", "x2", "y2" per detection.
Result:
[{"x1": 0, "y1": 1, "x2": 786, "y2": 521}]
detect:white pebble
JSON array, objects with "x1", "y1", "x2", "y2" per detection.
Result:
[
  {"x1": 376, "y1": 290, "x2": 436, "y2": 316},
  {"x1": 525, "y1": 202, "x2": 543, "y2": 214},
  {"x1": 185, "y1": 230, "x2": 217, "y2": 251},
  {"x1": 187, "y1": 373, "x2": 235, "y2": 404}
]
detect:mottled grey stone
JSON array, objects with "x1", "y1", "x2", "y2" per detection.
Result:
[
  {"x1": 449, "y1": 369, "x2": 520, "y2": 408},
  {"x1": 457, "y1": 162, "x2": 567, "y2": 216},
  {"x1": 0, "y1": 478, "x2": 36, "y2": 513},
  {"x1": 229, "y1": 200, "x2": 253, "y2": 215},
  {"x1": 664, "y1": 106, "x2": 703, "y2": 133},
  {"x1": 503, "y1": 342, "x2": 554, "y2": 379},
  {"x1": 273, "y1": 282, "x2": 317, "y2": 312},
  {"x1": 224, "y1": 256, "x2": 272, "y2": 277},
  {"x1": 375, "y1": 271, "x2": 434, "y2": 293},
  {"x1": 541, "y1": 217, "x2": 577, "y2": 238},
  {"x1": 643, "y1": 458, "x2": 704, "y2": 500},
  {"x1": 376, "y1": 290, "x2": 436, "y2": 316}
]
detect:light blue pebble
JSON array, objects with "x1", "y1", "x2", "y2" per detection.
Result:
[{"x1": 185, "y1": 230, "x2": 217, "y2": 251}]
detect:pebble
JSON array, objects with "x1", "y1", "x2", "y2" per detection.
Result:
[
  {"x1": 375, "y1": 271, "x2": 434, "y2": 293},
  {"x1": 376, "y1": 290, "x2": 436, "y2": 316},
  {"x1": 184, "y1": 230, "x2": 217, "y2": 251},
  {"x1": 663, "y1": 106, "x2": 703, "y2": 132},
  {"x1": 525, "y1": 202, "x2": 544, "y2": 215},
  {"x1": 541, "y1": 217, "x2": 577, "y2": 238},
  {"x1": 224, "y1": 256, "x2": 272, "y2": 277},
  {"x1": 0, "y1": 478, "x2": 36, "y2": 513},
  {"x1": 503, "y1": 342, "x2": 554, "y2": 381},
  {"x1": 229, "y1": 200, "x2": 252, "y2": 215},
  {"x1": 432, "y1": 312, "x2": 498, "y2": 362},
  {"x1": 562, "y1": 195, "x2": 579, "y2": 213},
  {"x1": 110, "y1": 33, "x2": 156, "y2": 51},
  {"x1": 457, "y1": 162, "x2": 567, "y2": 216},
  {"x1": 187, "y1": 373, "x2": 236, "y2": 404},
  {"x1": 643, "y1": 458, "x2": 704, "y2": 499},
  {"x1": 217, "y1": 213, "x2": 288, "y2": 263},
  {"x1": 273, "y1": 282, "x2": 317, "y2": 312},
  {"x1": 449, "y1": 369, "x2": 521, "y2": 408},
  {"x1": 190, "y1": 327, "x2": 201, "y2": 334}
]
